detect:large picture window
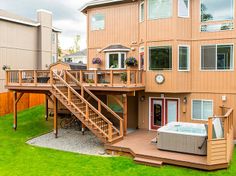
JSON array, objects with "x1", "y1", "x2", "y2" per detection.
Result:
[
  {"x1": 148, "y1": 0, "x2": 172, "y2": 19},
  {"x1": 201, "y1": 0, "x2": 234, "y2": 22},
  {"x1": 178, "y1": 45, "x2": 190, "y2": 71},
  {"x1": 149, "y1": 46, "x2": 172, "y2": 70},
  {"x1": 201, "y1": 44, "x2": 233, "y2": 70},
  {"x1": 192, "y1": 100, "x2": 213, "y2": 120},
  {"x1": 91, "y1": 13, "x2": 105, "y2": 31},
  {"x1": 178, "y1": 0, "x2": 190, "y2": 18},
  {"x1": 106, "y1": 52, "x2": 126, "y2": 69}
]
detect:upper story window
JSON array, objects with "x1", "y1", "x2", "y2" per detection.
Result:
[
  {"x1": 201, "y1": 44, "x2": 234, "y2": 70},
  {"x1": 192, "y1": 100, "x2": 213, "y2": 120},
  {"x1": 178, "y1": 45, "x2": 190, "y2": 71},
  {"x1": 148, "y1": 0, "x2": 172, "y2": 20},
  {"x1": 140, "y1": 0, "x2": 145, "y2": 22},
  {"x1": 178, "y1": 0, "x2": 190, "y2": 18},
  {"x1": 201, "y1": 0, "x2": 234, "y2": 22},
  {"x1": 149, "y1": 46, "x2": 172, "y2": 70},
  {"x1": 91, "y1": 13, "x2": 105, "y2": 31},
  {"x1": 106, "y1": 52, "x2": 126, "y2": 69}
]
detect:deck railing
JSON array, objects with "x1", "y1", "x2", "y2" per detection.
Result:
[
  {"x1": 5, "y1": 69, "x2": 145, "y2": 88},
  {"x1": 207, "y1": 108, "x2": 234, "y2": 165},
  {"x1": 68, "y1": 69, "x2": 145, "y2": 87}
]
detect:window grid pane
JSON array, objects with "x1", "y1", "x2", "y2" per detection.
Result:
[
  {"x1": 202, "y1": 101, "x2": 213, "y2": 120},
  {"x1": 201, "y1": 45, "x2": 216, "y2": 70},
  {"x1": 157, "y1": 0, "x2": 172, "y2": 18},
  {"x1": 179, "y1": 46, "x2": 189, "y2": 70},
  {"x1": 178, "y1": 0, "x2": 189, "y2": 17},
  {"x1": 91, "y1": 14, "x2": 105, "y2": 31},
  {"x1": 192, "y1": 100, "x2": 202, "y2": 120}
]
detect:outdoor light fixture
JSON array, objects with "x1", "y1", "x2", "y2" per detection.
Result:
[
  {"x1": 183, "y1": 97, "x2": 187, "y2": 104},
  {"x1": 140, "y1": 96, "x2": 145, "y2": 102}
]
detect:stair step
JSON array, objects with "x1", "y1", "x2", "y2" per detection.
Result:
[{"x1": 134, "y1": 157, "x2": 163, "y2": 167}]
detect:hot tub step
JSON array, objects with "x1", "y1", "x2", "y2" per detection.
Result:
[{"x1": 134, "y1": 157, "x2": 163, "y2": 167}]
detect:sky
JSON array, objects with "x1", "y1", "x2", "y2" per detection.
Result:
[{"x1": 0, "y1": 0, "x2": 92, "y2": 50}]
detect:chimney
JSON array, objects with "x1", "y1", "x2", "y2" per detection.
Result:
[{"x1": 37, "y1": 9, "x2": 53, "y2": 69}]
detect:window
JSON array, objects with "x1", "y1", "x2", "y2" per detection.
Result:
[
  {"x1": 148, "y1": 0, "x2": 158, "y2": 19},
  {"x1": 52, "y1": 33, "x2": 56, "y2": 44},
  {"x1": 201, "y1": 0, "x2": 234, "y2": 22},
  {"x1": 52, "y1": 55, "x2": 57, "y2": 63},
  {"x1": 201, "y1": 23, "x2": 234, "y2": 32},
  {"x1": 178, "y1": 45, "x2": 190, "y2": 71},
  {"x1": 149, "y1": 46, "x2": 172, "y2": 70},
  {"x1": 148, "y1": 0, "x2": 172, "y2": 19},
  {"x1": 178, "y1": 0, "x2": 189, "y2": 17},
  {"x1": 140, "y1": 1, "x2": 145, "y2": 22},
  {"x1": 201, "y1": 44, "x2": 233, "y2": 70},
  {"x1": 91, "y1": 13, "x2": 105, "y2": 31},
  {"x1": 106, "y1": 52, "x2": 126, "y2": 69},
  {"x1": 192, "y1": 100, "x2": 213, "y2": 120}
]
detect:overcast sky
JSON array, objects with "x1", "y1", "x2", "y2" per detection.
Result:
[{"x1": 0, "y1": 0, "x2": 92, "y2": 50}]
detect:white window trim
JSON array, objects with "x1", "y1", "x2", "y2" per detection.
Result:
[
  {"x1": 147, "y1": 0, "x2": 173, "y2": 20},
  {"x1": 191, "y1": 99, "x2": 213, "y2": 121},
  {"x1": 200, "y1": 43, "x2": 234, "y2": 71},
  {"x1": 178, "y1": 0, "x2": 190, "y2": 18},
  {"x1": 139, "y1": 0, "x2": 145, "y2": 22},
  {"x1": 91, "y1": 13, "x2": 105, "y2": 31},
  {"x1": 200, "y1": 0, "x2": 235, "y2": 23},
  {"x1": 178, "y1": 45, "x2": 190, "y2": 71},
  {"x1": 147, "y1": 46, "x2": 173, "y2": 71},
  {"x1": 106, "y1": 52, "x2": 126, "y2": 70}
]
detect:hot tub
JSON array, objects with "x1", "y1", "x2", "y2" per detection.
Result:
[{"x1": 157, "y1": 122, "x2": 207, "y2": 155}]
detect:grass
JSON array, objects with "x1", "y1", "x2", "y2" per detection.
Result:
[{"x1": 0, "y1": 106, "x2": 235, "y2": 176}]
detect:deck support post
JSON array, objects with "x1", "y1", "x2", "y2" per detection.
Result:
[
  {"x1": 82, "y1": 123, "x2": 85, "y2": 135},
  {"x1": 123, "y1": 94, "x2": 128, "y2": 136},
  {"x1": 45, "y1": 95, "x2": 49, "y2": 121},
  {"x1": 53, "y1": 96, "x2": 58, "y2": 138},
  {"x1": 13, "y1": 91, "x2": 18, "y2": 130}
]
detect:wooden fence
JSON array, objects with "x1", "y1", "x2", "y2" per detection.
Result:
[{"x1": 0, "y1": 92, "x2": 45, "y2": 116}]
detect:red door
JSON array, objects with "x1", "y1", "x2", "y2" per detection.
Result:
[{"x1": 150, "y1": 99, "x2": 164, "y2": 130}]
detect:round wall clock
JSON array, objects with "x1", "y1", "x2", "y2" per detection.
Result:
[{"x1": 155, "y1": 74, "x2": 165, "y2": 84}]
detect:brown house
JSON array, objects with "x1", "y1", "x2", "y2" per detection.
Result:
[{"x1": 5, "y1": 0, "x2": 235, "y2": 170}]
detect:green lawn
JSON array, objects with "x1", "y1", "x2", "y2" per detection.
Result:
[{"x1": 0, "y1": 106, "x2": 235, "y2": 176}]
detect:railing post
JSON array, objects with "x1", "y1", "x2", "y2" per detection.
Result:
[
  {"x1": 120, "y1": 120, "x2": 123, "y2": 137},
  {"x1": 207, "y1": 118, "x2": 213, "y2": 164},
  {"x1": 34, "y1": 70, "x2": 37, "y2": 86},
  {"x1": 127, "y1": 70, "x2": 131, "y2": 86},
  {"x1": 18, "y1": 71, "x2": 22, "y2": 85},
  {"x1": 98, "y1": 101, "x2": 101, "y2": 112},
  {"x1": 50, "y1": 70, "x2": 53, "y2": 86},
  {"x1": 80, "y1": 70, "x2": 83, "y2": 83},
  {"x1": 64, "y1": 70, "x2": 67, "y2": 82},
  {"x1": 81, "y1": 86, "x2": 84, "y2": 97},
  {"x1": 110, "y1": 70, "x2": 113, "y2": 86},
  {"x1": 208, "y1": 118, "x2": 213, "y2": 140},
  {"x1": 142, "y1": 71, "x2": 145, "y2": 85},
  {"x1": 75, "y1": 72, "x2": 78, "y2": 80},
  {"x1": 135, "y1": 70, "x2": 138, "y2": 85},
  {"x1": 68, "y1": 87, "x2": 71, "y2": 105},
  {"x1": 94, "y1": 70, "x2": 97, "y2": 86},
  {"x1": 85, "y1": 104, "x2": 89, "y2": 121},
  {"x1": 5, "y1": 71, "x2": 9, "y2": 86},
  {"x1": 108, "y1": 123, "x2": 113, "y2": 142}
]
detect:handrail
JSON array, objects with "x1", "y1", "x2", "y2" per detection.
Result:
[
  {"x1": 53, "y1": 71, "x2": 112, "y2": 126},
  {"x1": 66, "y1": 71, "x2": 123, "y2": 122}
]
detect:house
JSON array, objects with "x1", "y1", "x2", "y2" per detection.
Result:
[
  {"x1": 0, "y1": 9, "x2": 60, "y2": 115},
  {"x1": 5, "y1": 0, "x2": 235, "y2": 170},
  {"x1": 63, "y1": 49, "x2": 87, "y2": 64}
]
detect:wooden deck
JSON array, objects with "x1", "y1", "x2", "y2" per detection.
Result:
[{"x1": 105, "y1": 130, "x2": 229, "y2": 170}]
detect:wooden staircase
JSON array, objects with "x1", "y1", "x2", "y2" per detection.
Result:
[{"x1": 50, "y1": 70, "x2": 123, "y2": 143}]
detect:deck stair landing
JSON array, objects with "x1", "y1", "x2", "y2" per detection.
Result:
[
  {"x1": 50, "y1": 70, "x2": 124, "y2": 143},
  {"x1": 134, "y1": 157, "x2": 163, "y2": 167}
]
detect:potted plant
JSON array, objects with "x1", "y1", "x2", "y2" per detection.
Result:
[
  {"x1": 125, "y1": 57, "x2": 138, "y2": 69},
  {"x1": 92, "y1": 57, "x2": 102, "y2": 69},
  {"x1": 2, "y1": 65, "x2": 10, "y2": 71},
  {"x1": 120, "y1": 72, "x2": 127, "y2": 83}
]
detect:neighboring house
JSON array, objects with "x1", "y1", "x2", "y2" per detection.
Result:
[
  {"x1": 63, "y1": 49, "x2": 87, "y2": 64},
  {"x1": 0, "y1": 9, "x2": 60, "y2": 115},
  {"x1": 0, "y1": 9, "x2": 60, "y2": 92}
]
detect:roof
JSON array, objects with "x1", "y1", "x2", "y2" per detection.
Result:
[
  {"x1": 102, "y1": 44, "x2": 130, "y2": 52},
  {"x1": 80, "y1": 0, "x2": 127, "y2": 13},
  {"x1": 0, "y1": 9, "x2": 61, "y2": 32},
  {"x1": 64, "y1": 49, "x2": 87, "y2": 58}
]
